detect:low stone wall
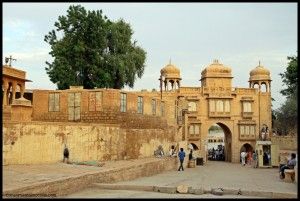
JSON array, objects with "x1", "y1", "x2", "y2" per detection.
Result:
[{"x1": 3, "y1": 158, "x2": 177, "y2": 197}]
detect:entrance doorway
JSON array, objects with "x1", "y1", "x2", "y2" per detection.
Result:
[
  {"x1": 240, "y1": 143, "x2": 254, "y2": 164},
  {"x1": 207, "y1": 123, "x2": 232, "y2": 162}
]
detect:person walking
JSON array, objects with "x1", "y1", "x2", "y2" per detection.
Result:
[
  {"x1": 252, "y1": 151, "x2": 258, "y2": 168},
  {"x1": 178, "y1": 148, "x2": 186, "y2": 171},
  {"x1": 240, "y1": 151, "x2": 247, "y2": 166}
]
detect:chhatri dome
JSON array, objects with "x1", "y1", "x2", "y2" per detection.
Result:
[
  {"x1": 160, "y1": 60, "x2": 181, "y2": 79},
  {"x1": 201, "y1": 59, "x2": 232, "y2": 79},
  {"x1": 249, "y1": 61, "x2": 271, "y2": 81}
]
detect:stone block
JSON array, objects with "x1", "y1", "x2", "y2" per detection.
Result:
[
  {"x1": 211, "y1": 188, "x2": 224, "y2": 196},
  {"x1": 154, "y1": 186, "x2": 177, "y2": 194},
  {"x1": 222, "y1": 188, "x2": 240, "y2": 195},
  {"x1": 241, "y1": 190, "x2": 272, "y2": 198},
  {"x1": 284, "y1": 169, "x2": 295, "y2": 183},
  {"x1": 272, "y1": 192, "x2": 297, "y2": 198},
  {"x1": 176, "y1": 185, "x2": 189, "y2": 194},
  {"x1": 190, "y1": 187, "x2": 204, "y2": 195}
]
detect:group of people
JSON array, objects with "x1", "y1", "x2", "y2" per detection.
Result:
[
  {"x1": 240, "y1": 150, "x2": 258, "y2": 168},
  {"x1": 208, "y1": 146, "x2": 225, "y2": 161}
]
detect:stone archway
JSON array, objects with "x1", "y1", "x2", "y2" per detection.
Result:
[
  {"x1": 240, "y1": 143, "x2": 254, "y2": 164},
  {"x1": 206, "y1": 122, "x2": 232, "y2": 162},
  {"x1": 189, "y1": 143, "x2": 199, "y2": 150}
]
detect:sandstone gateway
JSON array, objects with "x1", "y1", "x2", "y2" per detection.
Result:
[{"x1": 3, "y1": 59, "x2": 272, "y2": 165}]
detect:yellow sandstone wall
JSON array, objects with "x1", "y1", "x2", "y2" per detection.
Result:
[
  {"x1": 3, "y1": 122, "x2": 182, "y2": 165},
  {"x1": 271, "y1": 136, "x2": 297, "y2": 151}
]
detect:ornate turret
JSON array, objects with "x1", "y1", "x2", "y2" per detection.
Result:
[
  {"x1": 249, "y1": 61, "x2": 271, "y2": 92},
  {"x1": 160, "y1": 61, "x2": 181, "y2": 91},
  {"x1": 200, "y1": 59, "x2": 233, "y2": 88}
]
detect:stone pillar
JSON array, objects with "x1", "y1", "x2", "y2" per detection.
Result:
[
  {"x1": 20, "y1": 84, "x2": 25, "y2": 98},
  {"x1": 3, "y1": 81, "x2": 8, "y2": 106},
  {"x1": 166, "y1": 79, "x2": 169, "y2": 91},
  {"x1": 12, "y1": 83, "x2": 16, "y2": 104}
]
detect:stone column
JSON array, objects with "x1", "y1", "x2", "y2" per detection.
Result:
[
  {"x1": 3, "y1": 81, "x2": 8, "y2": 106},
  {"x1": 12, "y1": 82, "x2": 16, "y2": 104},
  {"x1": 166, "y1": 79, "x2": 169, "y2": 91},
  {"x1": 20, "y1": 84, "x2": 25, "y2": 98}
]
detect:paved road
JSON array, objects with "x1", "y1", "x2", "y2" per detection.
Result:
[
  {"x1": 64, "y1": 161, "x2": 297, "y2": 198},
  {"x1": 3, "y1": 158, "x2": 297, "y2": 198},
  {"x1": 113, "y1": 161, "x2": 297, "y2": 193},
  {"x1": 64, "y1": 188, "x2": 265, "y2": 198}
]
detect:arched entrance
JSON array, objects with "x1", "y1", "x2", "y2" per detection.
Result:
[
  {"x1": 207, "y1": 123, "x2": 232, "y2": 162},
  {"x1": 240, "y1": 143, "x2": 254, "y2": 164},
  {"x1": 188, "y1": 143, "x2": 199, "y2": 150}
]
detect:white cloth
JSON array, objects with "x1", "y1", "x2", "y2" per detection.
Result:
[{"x1": 241, "y1": 152, "x2": 247, "y2": 165}]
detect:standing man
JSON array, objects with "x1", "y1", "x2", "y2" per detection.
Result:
[
  {"x1": 63, "y1": 145, "x2": 69, "y2": 164},
  {"x1": 178, "y1": 148, "x2": 186, "y2": 171},
  {"x1": 240, "y1": 151, "x2": 247, "y2": 166}
]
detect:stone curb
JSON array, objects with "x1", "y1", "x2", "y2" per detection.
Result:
[
  {"x1": 92, "y1": 183, "x2": 297, "y2": 198},
  {"x1": 93, "y1": 183, "x2": 154, "y2": 192}
]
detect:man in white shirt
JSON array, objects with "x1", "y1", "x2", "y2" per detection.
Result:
[{"x1": 241, "y1": 151, "x2": 247, "y2": 166}]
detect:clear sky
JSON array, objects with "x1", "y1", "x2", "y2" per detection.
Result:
[{"x1": 3, "y1": 3, "x2": 297, "y2": 110}]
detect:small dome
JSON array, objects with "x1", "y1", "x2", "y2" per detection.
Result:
[
  {"x1": 201, "y1": 59, "x2": 232, "y2": 77},
  {"x1": 160, "y1": 63, "x2": 181, "y2": 79},
  {"x1": 249, "y1": 62, "x2": 271, "y2": 81}
]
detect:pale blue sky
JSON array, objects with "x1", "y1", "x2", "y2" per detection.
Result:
[{"x1": 3, "y1": 3, "x2": 298, "y2": 110}]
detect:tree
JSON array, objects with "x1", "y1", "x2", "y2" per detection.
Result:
[
  {"x1": 279, "y1": 55, "x2": 298, "y2": 97},
  {"x1": 44, "y1": 5, "x2": 146, "y2": 89},
  {"x1": 273, "y1": 54, "x2": 298, "y2": 135},
  {"x1": 274, "y1": 94, "x2": 297, "y2": 135}
]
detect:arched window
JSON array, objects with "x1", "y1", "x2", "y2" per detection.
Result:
[
  {"x1": 261, "y1": 82, "x2": 267, "y2": 92},
  {"x1": 216, "y1": 100, "x2": 223, "y2": 112},
  {"x1": 253, "y1": 83, "x2": 259, "y2": 90}
]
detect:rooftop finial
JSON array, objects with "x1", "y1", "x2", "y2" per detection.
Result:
[
  {"x1": 5, "y1": 55, "x2": 17, "y2": 67},
  {"x1": 259, "y1": 60, "x2": 261, "y2": 66},
  {"x1": 169, "y1": 57, "x2": 172, "y2": 64}
]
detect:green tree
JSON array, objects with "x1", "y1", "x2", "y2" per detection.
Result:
[
  {"x1": 279, "y1": 55, "x2": 298, "y2": 97},
  {"x1": 44, "y1": 5, "x2": 146, "y2": 89},
  {"x1": 274, "y1": 94, "x2": 297, "y2": 135},
  {"x1": 273, "y1": 54, "x2": 298, "y2": 135}
]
